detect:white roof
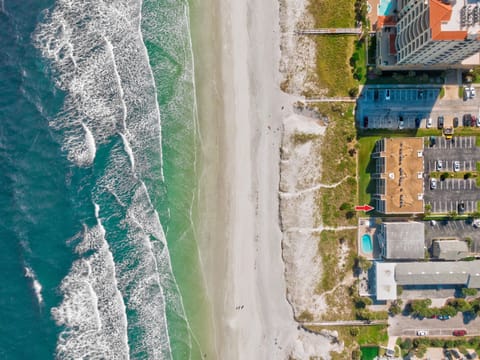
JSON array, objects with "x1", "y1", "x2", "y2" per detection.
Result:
[{"x1": 376, "y1": 262, "x2": 398, "y2": 300}]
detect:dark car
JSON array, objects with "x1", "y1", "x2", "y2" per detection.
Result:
[
  {"x1": 453, "y1": 117, "x2": 459, "y2": 128},
  {"x1": 438, "y1": 116, "x2": 444, "y2": 129},
  {"x1": 374, "y1": 89, "x2": 379, "y2": 100},
  {"x1": 363, "y1": 116, "x2": 368, "y2": 128},
  {"x1": 467, "y1": 352, "x2": 478, "y2": 359},
  {"x1": 451, "y1": 349, "x2": 461, "y2": 359},
  {"x1": 464, "y1": 114, "x2": 472, "y2": 126},
  {"x1": 453, "y1": 329, "x2": 467, "y2": 336},
  {"x1": 458, "y1": 202, "x2": 466, "y2": 214},
  {"x1": 415, "y1": 117, "x2": 420, "y2": 128}
]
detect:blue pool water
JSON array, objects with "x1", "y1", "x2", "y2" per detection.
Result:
[
  {"x1": 362, "y1": 234, "x2": 373, "y2": 253},
  {"x1": 378, "y1": 0, "x2": 395, "y2": 16}
]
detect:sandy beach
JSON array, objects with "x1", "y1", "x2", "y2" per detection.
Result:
[{"x1": 192, "y1": 0, "x2": 343, "y2": 358}]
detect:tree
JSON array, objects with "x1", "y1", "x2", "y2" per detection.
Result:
[
  {"x1": 349, "y1": 87, "x2": 359, "y2": 98},
  {"x1": 356, "y1": 256, "x2": 373, "y2": 272},
  {"x1": 400, "y1": 338, "x2": 412, "y2": 351},
  {"x1": 350, "y1": 327, "x2": 360, "y2": 337},
  {"x1": 441, "y1": 172, "x2": 450, "y2": 181},
  {"x1": 462, "y1": 288, "x2": 478, "y2": 297},
  {"x1": 389, "y1": 302, "x2": 402, "y2": 316},
  {"x1": 464, "y1": 172, "x2": 473, "y2": 179}
]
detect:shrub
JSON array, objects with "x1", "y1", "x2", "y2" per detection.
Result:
[
  {"x1": 350, "y1": 327, "x2": 360, "y2": 337},
  {"x1": 462, "y1": 288, "x2": 478, "y2": 297}
]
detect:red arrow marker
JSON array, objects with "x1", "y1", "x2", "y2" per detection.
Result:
[{"x1": 354, "y1": 204, "x2": 374, "y2": 212}]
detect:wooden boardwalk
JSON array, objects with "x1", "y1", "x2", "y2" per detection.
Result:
[{"x1": 296, "y1": 28, "x2": 362, "y2": 35}]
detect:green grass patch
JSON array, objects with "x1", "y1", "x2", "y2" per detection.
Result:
[
  {"x1": 302, "y1": 325, "x2": 388, "y2": 360},
  {"x1": 459, "y1": 86, "x2": 465, "y2": 99},
  {"x1": 357, "y1": 136, "x2": 380, "y2": 206},
  {"x1": 358, "y1": 325, "x2": 388, "y2": 345},
  {"x1": 310, "y1": 36, "x2": 358, "y2": 97},
  {"x1": 439, "y1": 86, "x2": 445, "y2": 98},
  {"x1": 316, "y1": 103, "x2": 357, "y2": 183},
  {"x1": 308, "y1": 0, "x2": 355, "y2": 28},
  {"x1": 317, "y1": 230, "x2": 357, "y2": 293},
  {"x1": 320, "y1": 177, "x2": 358, "y2": 227}
]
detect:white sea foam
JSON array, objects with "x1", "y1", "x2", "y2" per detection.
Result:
[
  {"x1": 52, "y1": 204, "x2": 130, "y2": 359},
  {"x1": 33, "y1": 0, "x2": 195, "y2": 358},
  {"x1": 120, "y1": 132, "x2": 135, "y2": 172},
  {"x1": 24, "y1": 266, "x2": 44, "y2": 306}
]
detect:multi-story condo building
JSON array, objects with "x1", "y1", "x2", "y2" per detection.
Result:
[
  {"x1": 372, "y1": 137, "x2": 425, "y2": 214},
  {"x1": 376, "y1": 0, "x2": 480, "y2": 68}
]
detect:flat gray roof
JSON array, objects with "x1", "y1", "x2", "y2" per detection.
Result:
[
  {"x1": 383, "y1": 222, "x2": 425, "y2": 259},
  {"x1": 396, "y1": 260, "x2": 480, "y2": 288}
]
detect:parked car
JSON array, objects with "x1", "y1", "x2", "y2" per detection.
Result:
[
  {"x1": 471, "y1": 87, "x2": 476, "y2": 98},
  {"x1": 465, "y1": 86, "x2": 471, "y2": 100},
  {"x1": 438, "y1": 116, "x2": 444, "y2": 129},
  {"x1": 467, "y1": 351, "x2": 478, "y2": 359},
  {"x1": 476, "y1": 116, "x2": 480, "y2": 127},
  {"x1": 399, "y1": 116, "x2": 404, "y2": 129},
  {"x1": 430, "y1": 178, "x2": 437, "y2": 190},
  {"x1": 437, "y1": 160, "x2": 443, "y2": 171},
  {"x1": 454, "y1": 161, "x2": 460, "y2": 172},
  {"x1": 453, "y1": 117, "x2": 459, "y2": 128},
  {"x1": 438, "y1": 314, "x2": 450, "y2": 320},
  {"x1": 374, "y1": 89, "x2": 379, "y2": 100},
  {"x1": 464, "y1": 114, "x2": 472, "y2": 126},
  {"x1": 415, "y1": 117, "x2": 421, "y2": 128},
  {"x1": 453, "y1": 329, "x2": 467, "y2": 336},
  {"x1": 385, "y1": 89, "x2": 391, "y2": 100},
  {"x1": 416, "y1": 330, "x2": 428, "y2": 336},
  {"x1": 472, "y1": 115, "x2": 477, "y2": 127},
  {"x1": 451, "y1": 349, "x2": 462, "y2": 359},
  {"x1": 427, "y1": 117, "x2": 433, "y2": 128},
  {"x1": 363, "y1": 116, "x2": 368, "y2": 128}
]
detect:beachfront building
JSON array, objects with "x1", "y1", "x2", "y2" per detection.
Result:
[
  {"x1": 375, "y1": 260, "x2": 480, "y2": 300},
  {"x1": 372, "y1": 137, "x2": 424, "y2": 214},
  {"x1": 377, "y1": 221, "x2": 425, "y2": 260},
  {"x1": 432, "y1": 239, "x2": 470, "y2": 260},
  {"x1": 376, "y1": 0, "x2": 480, "y2": 69}
]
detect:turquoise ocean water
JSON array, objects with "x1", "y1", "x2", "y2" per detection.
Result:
[{"x1": 0, "y1": 0, "x2": 210, "y2": 359}]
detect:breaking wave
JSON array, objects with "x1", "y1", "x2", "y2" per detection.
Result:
[{"x1": 32, "y1": 0, "x2": 193, "y2": 358}]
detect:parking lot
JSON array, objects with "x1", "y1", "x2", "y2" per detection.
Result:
[
  {"x1": 425, "y1": 219, "x2": 480, "y2": 252},
  {"x1": 362, "y1": 88, "x2": 440, "y2": 103},
  {"x1": 389, "y1": 313, "x2": 480, "y2": 337},
  {"x1": 423, "y1": 136, "x2": 480, "y2": 214},
  {"x1": 357, "y1": 85, "x2": 480, "y2": 129}
]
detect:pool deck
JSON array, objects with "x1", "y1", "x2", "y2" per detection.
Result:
[{"x1": 357, "y1": 217, "x2": 381, "y2": 260}]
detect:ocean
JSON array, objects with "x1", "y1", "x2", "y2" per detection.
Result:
[{"x1": 0, "y1": 0, "x2": 212, "y2": 359}]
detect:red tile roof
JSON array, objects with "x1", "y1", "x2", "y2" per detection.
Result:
[{"x1": 430, "y1": 0, "x2": 467, "y2": 40}]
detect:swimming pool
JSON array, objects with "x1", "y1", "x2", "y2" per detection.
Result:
[
  {"x1": 361, "y1": 234, "x2": 373, "y2": 253},
  {"x1": 378, "y1": 0, "x2": 395, "y2": 16}
]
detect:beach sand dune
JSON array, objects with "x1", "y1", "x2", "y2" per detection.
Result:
[{"x1": 194, "y1": 0, "x2": 344, "y2": 357}]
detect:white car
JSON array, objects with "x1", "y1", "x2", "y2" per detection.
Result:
[
  {"x1": 416, "y1": 330, "x2": 428, "y2": 336},
  {"x1": 454, "y1": 161, "x2": 460, "y2": 172},
  {"x1": 399, "y1": 118, "x2": 404, "y2": 129},
  {"x1": 430, "y1": 178, "x2": 437, "y2": 190},
  {"x1": 436, "y1": 160, "x2": 443, "y2": 171},
  {"x1": 426, "y1": 118, "x2": 432, "y2": 128},
  {"x1": 465, "y1": 86, "x2": 471, "y2": 100}
]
